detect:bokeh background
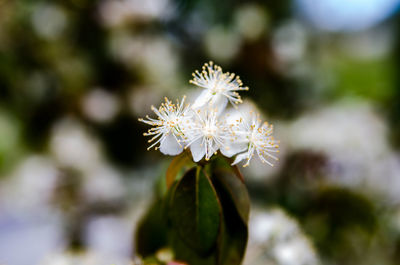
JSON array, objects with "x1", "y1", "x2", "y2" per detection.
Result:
[{"x1": 1, "y1": 0, "x2": 400, "y2": 264}]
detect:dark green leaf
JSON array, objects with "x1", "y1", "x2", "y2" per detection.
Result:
[
  {"x1": 210, "y1": 156, "x2": 244, "y2": 183},
  {"x1": 211, "y1": 157, "x2": 250, "y2": 224},
  {"x1": 212, "y1": 170, "x2": 248, "y2": 265},
  {"x1": 169, "y1": 167, "x2": 221, "y2": 256},
  {"x1": 166, "y1": 152, "x2": 195, "y2": 189},
  {"x1": 170, "y1": 230, "x2": 217, "y2": 265},
  {"x1": 213, "y1": 169, "x2": 250, "y2": 224}
]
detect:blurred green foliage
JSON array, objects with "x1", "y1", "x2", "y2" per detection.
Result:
[{"x1": 0, "y1": 0, "x2": 400, "y2": 265}]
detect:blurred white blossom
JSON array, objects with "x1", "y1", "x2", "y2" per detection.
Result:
[
  {"x1": 128, "y1": 86, "x2": 163, "y2": 117},
  {"x1": 81, "y1": 89, "x2": 120, "y2": 123},
  {"x1": 82, "y1": 165, "x2": 125, "y2": 203},
  {"x1": 235, "y1": 4, "x2": 269, "y2": 41},
  {"x1": 288, "y1": 101, "x2": 388, "y2": 161},
  {"x1": 272, "y1": 21, "x2": 308, "y2": 64},
  {"x1": 0, "y1": 155, "x2": 59, "y2": 211},
  {"x1": 109, "y1": 33, "x2": 181, "y2": 90},
  {"x1": 31, "y1": 3, "x2": 67, "y2": 40},
  {"x1": 49, "y1": 118, "x2": 102, "y2": 172},
  {"x1": 340, "y1": 27, "x2": 394, "y2": 60},
  {"x1": 245, "y1": 208, "x2": 319, "y2": 265},
  {"x1": 99, "y1": 0, "x2": 171, "y2": 27},
  {"x1": 286, "y1": 100, "x2": 400, "y2": 203},
  {"x1": 204, "y1": 26, "x2": 242, "y2": 63},
  {"x1": 84, "y1": 216, "x2": 133, "y2": 258}
]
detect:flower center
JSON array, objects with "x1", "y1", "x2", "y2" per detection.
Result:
[
  {"x1": 249, "y1": 129, "x2": 259, "y2": 144},
  {"x1": 211, "y1": 87, "x2": 219, "y2": 95},
  {"x1": 211, "y1": 80, "x2": 225, "y2": 95},
  {"x1": 165, "y1": 115, "x2": 181, "y2": 132},
  {"x1": 203, "y1": 124, "x2": 217, "y2": 139}
]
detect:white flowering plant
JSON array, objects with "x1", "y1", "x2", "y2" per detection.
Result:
[
  {"x1": 139, "y1": 61, "x2": 279, "y2": 167},
  {"x1": 136, "y1": 62, "x2": 279, "y2": 265}
]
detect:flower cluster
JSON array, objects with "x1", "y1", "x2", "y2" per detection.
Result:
[{"x1": 139, "y1": 62, "x2": 279, "y2": 167}]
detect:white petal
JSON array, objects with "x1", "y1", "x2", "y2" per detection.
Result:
[
  {"x1": 232, "y1": 152, "x2": 249, "y2": 165},
  {"x1": 190, "y1": 139, "x2": 206, "y2": 162},
  {"x1": 224, "y1": 101, "x2": 259, "y2": 123},
  {"x1": 220, "y1": 141, "x2": 248, "y2": 157},
  {"x1": 221, "y1": 108, "x2": 244, "y2": 125},
  {"x1": 192, "y1": 90, "x2": 213, "y2": 109},
  {"x1": 210, "y1": 95, "x2": 228, "y2": 113},
  {"x1": 206, "y1": 141, "x2": 219, "y2": 160},
  {"x1": 159, "y1": 134, "x2": 183, "y2": 156}
]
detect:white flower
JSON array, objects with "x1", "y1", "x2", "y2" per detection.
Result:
[
  {"x1": 190, "y1": 61, "x2": 249, "y2": 110},
  {"x1": 139, "y1": 96, "x2": 191, "y2": 155},
  {"x1": 184, "y1": 109, "x2": 234, "y2": 162},
  {"x1": 232, "y1": 113, "x2": 279, "y2": 167},
  {"x1": 139, "y1": 61, "x2": 280, "y2": 167}
]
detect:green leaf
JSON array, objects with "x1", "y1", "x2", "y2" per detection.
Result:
[
  {"x1": 135, "y1": 199, "x2": 168, "y2": 258},
  {"x1": 166, "y1": 152, "x2": 195, "y2": 189},
  {"x1": 211, "y1": 157, "x2": 250, "y2": 224},
  {"x1": 211, "y1": 170, "x2": 249, "y2": 265},
  {"x1": 170, "y1": 231, "x2": 217, "y2": 265},
  {"x1": 217, "y1": 205, "x2": 248, "y2": 265},
  {"x1": 210, "y1": 156, "x2": 244, "y2": 183},
  {"x1": 213, "y1": 168, "x2": 250, "y2": 225},
  {"x1": 169, "y1": 167, "x2": 221, "y2": 256}
]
